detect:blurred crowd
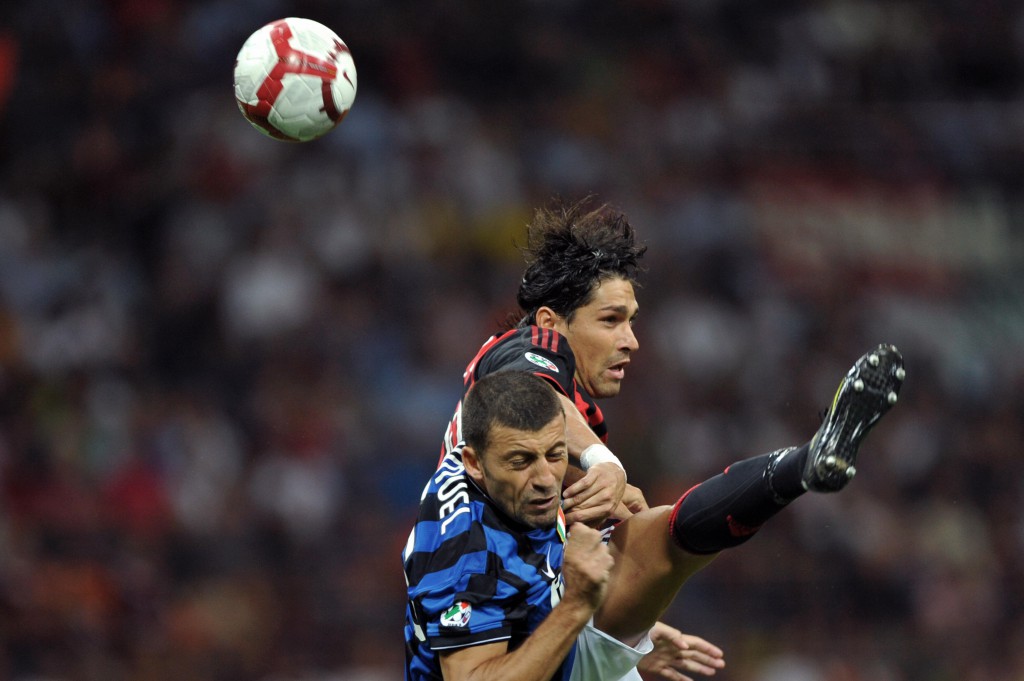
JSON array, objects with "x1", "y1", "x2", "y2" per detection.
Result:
[{"x1": 1, "y1": 0, "x2": 1023, "y2": 679}]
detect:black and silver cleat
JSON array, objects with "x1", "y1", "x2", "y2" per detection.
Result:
[{"x1": 802, "y1": 344, "x2": 905, "y2": 492}]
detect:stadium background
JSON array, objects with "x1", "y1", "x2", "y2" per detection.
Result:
[{"x1": 1, "y1": 1, "x2": 1023, "y2": 679}]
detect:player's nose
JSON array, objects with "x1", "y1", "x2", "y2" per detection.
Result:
[
  {"x1": 532, "y1": 461, "x2": 560, "y2": 491},
  {"x1": 620, "y1": 324, "x2": 639, "y2": 353}
]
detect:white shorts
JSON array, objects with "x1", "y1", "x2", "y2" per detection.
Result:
[{"x1": 568, "y1": 620, "x2": 654, "y2": 681}]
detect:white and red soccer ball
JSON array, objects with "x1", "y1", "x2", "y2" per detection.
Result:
[{"x1": 233, "y1": 18, "x2": 357, "y2": 142}]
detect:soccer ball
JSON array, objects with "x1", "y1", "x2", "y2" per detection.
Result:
[{"x1": 233, "y1": 18, "x2": 357, "y2": 142}]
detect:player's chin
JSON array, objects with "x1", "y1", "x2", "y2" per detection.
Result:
[
  {"x1": 522, "y1": 500, "x2": 559, "y2": 528},
  {"x1": 592, "y1": 380, "x2": 624, "y2": 399}
]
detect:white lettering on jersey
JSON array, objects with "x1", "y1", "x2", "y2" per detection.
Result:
[{"x1": 434, "y1": 453, "x2": 471, "y2": 535}]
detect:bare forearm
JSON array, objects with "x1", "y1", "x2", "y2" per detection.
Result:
[
  {"x1": 449, "y1": 600, "x2": 593, "y2": 681},
  {"x1": 558, "y1": 394, "x2": 602, "y2": 460},
  {"x1": 558, "y1": 392, "x2": 628, "y2": 526}
]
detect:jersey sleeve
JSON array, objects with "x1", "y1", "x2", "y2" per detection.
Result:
[
  {"x1": 422, "y1": 572, "x2": 512, "y2": 650},
  {"x1": 476, "y1": 326, "x2": 577, "y2": 398},
  {"x1": 405, "y1": 505, "x2": 516, "y2": 652}
]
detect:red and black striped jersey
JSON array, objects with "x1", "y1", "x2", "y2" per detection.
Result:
[{"x1": 440, "y1": 326, "x2": 607, "y2": 463}]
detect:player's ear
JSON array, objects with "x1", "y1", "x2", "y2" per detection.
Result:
[
  {"x1": 534, "y1": 306, "x2": 560, "y2": 330},
  {"x1": 462, "y1": 446, "x2": 485, "y2": 484}
]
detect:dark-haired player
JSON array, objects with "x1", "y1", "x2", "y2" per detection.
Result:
[
  {"x1": 434, "y1": 197, "x2": 900, "y2": 678},
  {"x1": 406, "y1": 353, "x2": 904, "y2": 680},
  {"x1": 440, "y1": 198, "x2": 649, "y2": 528},
  {"x1": 437, "y1": 197, "x2": 718, "y2": 678}
]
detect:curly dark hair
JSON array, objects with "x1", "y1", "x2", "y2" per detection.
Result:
[{"x1": 515, "y1": 197, "x2": 647, "y2": 326}]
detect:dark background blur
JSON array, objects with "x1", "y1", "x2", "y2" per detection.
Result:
[{"x1": 1, "y1": 1, "x2": 1023, "y2": 679}]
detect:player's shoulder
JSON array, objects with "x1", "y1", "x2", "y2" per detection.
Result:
[
  {"x1": 507, "y1": 325, "x2": 572, "y2": 354},
  {"x1": 479, "y1": 325, "x2": 576, "y2": 376},
  {"x1": 413, "y1": 453, "x2": 487, "y2": 539},
  {"x1": 406, "y1": 453, "x2": 512, "y2": 587}
]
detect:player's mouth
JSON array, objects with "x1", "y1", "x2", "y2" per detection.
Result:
[
  {"x1": 606, "y1": 359, "x2": 629, "y2": 381},
  {"x1": 528, "y1": 495, "x2": 558, "y2": 512}
]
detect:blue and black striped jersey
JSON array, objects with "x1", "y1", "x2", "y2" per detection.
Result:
[
  {"x1": 440, "y1": 326, "x2": 607, "y2": 463},
  {"x1": 404, "y1": 448, "x2": 571, "y2": 681}
]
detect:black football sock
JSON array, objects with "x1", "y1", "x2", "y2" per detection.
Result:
[{"x1": 669, "y1": 444, "x2": 809, "y2": 555}]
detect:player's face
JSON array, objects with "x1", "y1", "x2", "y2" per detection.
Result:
[
  {"x1": 552, "y1": 277, "x2": 639, "y2": 399},
  {"x1": 465, "y1": 415, "x2": 568, "y2": 529}
]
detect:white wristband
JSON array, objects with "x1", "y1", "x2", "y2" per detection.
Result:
[{"x1": 579, "y1": 443, "x2": 626, "y2": 480}]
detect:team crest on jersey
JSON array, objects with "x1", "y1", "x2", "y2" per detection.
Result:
[
  {"x1": 524, "y1": 352, "x2": 559, "y2": 373},
  {"x1": 440, "y1": 601, "x2": 472, "y2": 628},
  {"x1": 556, "y1": 507, "x2": 566, "y2": 544}
]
